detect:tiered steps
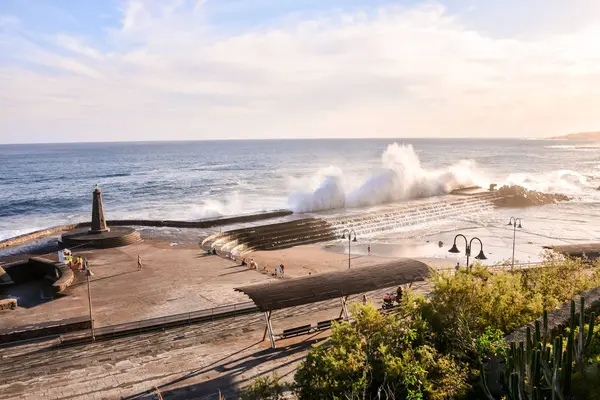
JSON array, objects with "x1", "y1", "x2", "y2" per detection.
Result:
[
  {"x1": 202, "y1": 218, "x2": 336, "y2": 255},
  {"x1": 61, "y1": 228, "x2": 143, "y2": 249},
  {"x1": 93, "y1": 231, "x2": 143, "y2": 248},
  {"x1": 202, "y1": 192, "x2": 498, "y2": 256},
  {"x1": 324, "y1": 194, "x2": 496, "y2": 236}
]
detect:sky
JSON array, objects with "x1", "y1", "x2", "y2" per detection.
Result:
[{"x1": 1, "y1": 0, "x2": 600, "y2": 143}]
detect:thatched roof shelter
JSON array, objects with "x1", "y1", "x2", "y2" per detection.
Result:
[{"x1": 235, "y1": 258, "x2": 431, "y2": 312}]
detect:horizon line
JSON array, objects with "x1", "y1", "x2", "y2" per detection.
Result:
[{"x1": 0, "y1": 137, "x2": 549, "y2": 146}]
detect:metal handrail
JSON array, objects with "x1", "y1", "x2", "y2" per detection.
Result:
[
  {"x1": 89, "y1": 301, "x2": 257, "y2": 337},
  {"x1": 1, "y1": 301, "x2": 259, "y2": 347}
]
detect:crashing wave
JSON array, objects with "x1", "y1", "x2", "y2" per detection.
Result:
[{"x1": 289, "y1": 143, "x2": 488, "y2": 212}]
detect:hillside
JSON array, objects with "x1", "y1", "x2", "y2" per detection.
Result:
[{"x1": 550, "y1": 131, "x2": 600, "y2": 140}]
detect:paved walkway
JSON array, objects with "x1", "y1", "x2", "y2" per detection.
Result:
[
  {"x1": 0, "y1": 282, "x2": 430, "y2": 400},
  {"x1": 0, "y1": 242, "x2": 274, "y2": 330}
]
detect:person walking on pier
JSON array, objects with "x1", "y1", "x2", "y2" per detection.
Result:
[{"x1": 137, "y1": 255, "x2": 143, "y2": 271}]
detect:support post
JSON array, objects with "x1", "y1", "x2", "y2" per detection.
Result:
[
  {"x1": 511, "y1": 224, "x2": 516, "y2": 270},
  {"x1": 465, "y1": 247, "x2": 471, "y2": 272},
  {"x1": 348, "y1": 237, "x2": 351, "y2": 269},
  {"x1": 340, "y1": 296, "x2": 349, "y2": 320},
  {"x1": 264, "y1": 311, "x2": 275, "y2": 349},
  {"x1": 87, "y1": 274, "x2": 95, "y2": 342},
  {"x1": 262, "y1": 311, "x2": 271, "y2": 341}
]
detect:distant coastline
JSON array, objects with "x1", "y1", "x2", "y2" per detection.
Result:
[{"x1": 549, "y1": 131, "x2": 600, "y2": 140}]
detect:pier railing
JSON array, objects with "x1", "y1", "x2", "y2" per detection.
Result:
[
  {"x1": 435, "y1": 261, "x2": 546, "y2": 276},
  {"x1": 0, "y1": 301, "x2": 258, "y2": 348},
  {"x1": 65, "y1": 301, "x2": 258, "y2": 342}
]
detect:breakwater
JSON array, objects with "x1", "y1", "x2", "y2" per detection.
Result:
[
  {"x1": 203, "y1": 191, "x2": 499, "y2": 256},
  {"x1": 0, "y1": 210, "x2": 293, "y2": 250}
]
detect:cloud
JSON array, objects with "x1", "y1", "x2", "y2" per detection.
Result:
[
  {"x1": 55, "y1": 35, "x2": 103, "y2": 60},
  {"x1": 1, "y1": 0, "x2": 600, "y2": 143}
]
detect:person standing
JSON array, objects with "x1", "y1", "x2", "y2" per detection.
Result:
[
  {"x1": 367, "y1": 245, "x2": 371, "y2": 256},
  {"x1": 396, "y1": 286, "x2": 403, "y2": 303},
  {"x1": 137, "y1": 255, "x2": 143, "y2": 271}
]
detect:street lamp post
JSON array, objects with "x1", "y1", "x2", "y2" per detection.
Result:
[
  {"x1": 448, "y1": 234, "x2": 487, "y2": 271},
  {"x1": 508, "y1": 217, "x2": 522, "y2": 269},
  {"x1": 85, "y1": 268, "x2": 95, "y2": 342},
  {"x1": 341, "y1": 229, "x2": 358, "y2": 269}
]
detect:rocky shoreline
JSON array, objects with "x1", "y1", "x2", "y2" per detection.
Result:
[{"x1": 493, "y1": 185, "x2": 570, "y2": 207}]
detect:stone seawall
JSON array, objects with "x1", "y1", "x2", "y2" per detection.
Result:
[
  {"x1": 2, "y1": 259, "x2": 44, "y2": 283},
  {"x1": 2, "y1": 257, "x2": 74, "y2": 295},
  {"x1": 0, "y1": 210, "x2": 293, "y2": 250},
  {"x1": 29, "y1": 257, "x2": 74, "y2": 294},
  {"x1": 0, "y1": 223, "x2": 85, "y2": 250},
  {"x1": 0, "y1": 316, "x2": 91, "y2": 344}
]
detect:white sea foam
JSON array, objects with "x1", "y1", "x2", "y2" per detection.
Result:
[
  {"x1": 288, "y1": 143, "x2": 489, "y2": 212},
  {"x1": 503, "y1": 170, "x2": 597, "y2": 194},
  {"x1": 190, "y1": 192, "x2": 246, "y2": 219},
  {"x1": 545, "y1": 143, "x2": 600, "y2": 150}
]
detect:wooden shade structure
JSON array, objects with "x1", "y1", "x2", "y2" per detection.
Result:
[
  {"x1": 235, "y1": 259, "x2": 430, "y2": 312},
  {"x1": 235, "y1": 259, "x2": 431, "y2": 348}
]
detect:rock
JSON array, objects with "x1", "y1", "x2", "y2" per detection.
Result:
[{"x1": 493, "y1": 185, "x2": 570, "y2": 207}]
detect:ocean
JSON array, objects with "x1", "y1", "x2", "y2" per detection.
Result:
[{"x1": 1, "y1": 139, "x2": 599, "y2": 262}]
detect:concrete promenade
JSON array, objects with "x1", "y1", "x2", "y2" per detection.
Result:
[
  {"x1": 0, "y1": 282, "x2": 431, "y2": 399},
  {"x1": 0, "y1": 241, "x2": 274, "y2": 330},
  {"x1": 0, "y1": 239, "x2": 432, "y2": 399}
]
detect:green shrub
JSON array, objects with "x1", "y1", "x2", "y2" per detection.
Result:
[
  {"x1": 240, "y1": 374, "x2": 284, "y2": 400},
  {"x1": 427, "y1": 264, "x2": 541, "y2": 357},
  {"x1": 474, "y1": 326, "x2": 506, "y2": 362},
  {"x1": 293, "y1": 257, "x2": 600, "y2": 399},
  {"x1": 569, "y1": 315, "x2": 600, "y2": 400},
  {"x1": 293, "y1": 303, "x2": 468, "y2": 400},
  {"x1": 427, "y1": 257, "x2": 600, "y2": 359},
  {"x1": 523, "y1": 254, "x2": 600, "y2": 310}
]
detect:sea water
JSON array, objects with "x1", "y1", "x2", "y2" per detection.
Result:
[{"x1": 1, "y1": 139, "x2": 599, "y2": 258}]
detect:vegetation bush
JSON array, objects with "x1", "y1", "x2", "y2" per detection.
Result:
[
  {"x1": 481, "y1": 298, "x2": 600, "y2": 400},
  {"x1": 427, "y1": 255, "x2": 600, "y2": 359},
  {"x1": 240, "y1": 374, "x2": 284, "y2": 400},
  {"x1": 291, "y1": 256, "x2": 600, "y2": 399},
  {"x1": 522, "y1": 254, "x2": 600, "y2": 310},
  {"x1": 569, "y1": 315, "x2": 600, "y2": 400},
  {"x1": 427, "y1": 264, "x2": 541, "y2": 357},
  {"x1": 293, "y1": 301, "x2": 468, "y2": 400}
]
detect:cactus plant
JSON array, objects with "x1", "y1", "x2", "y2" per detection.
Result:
[
  {"x1": 572, "y1": 297, "x2": 596, "y2": 373},
  {"x1": 480, "y1": 297, "x2": 595, "y2": 400}
]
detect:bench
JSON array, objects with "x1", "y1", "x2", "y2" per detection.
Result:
[
  {"x1": 316, "y1": 318, "x2": 342, "y2": 331},
  {"x1": 280, "y1": 324, "x2": 312, "y2": 338}
]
